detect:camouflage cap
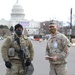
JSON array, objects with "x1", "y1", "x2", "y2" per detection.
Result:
[{"x1": 49, "y1": 20, "x2": 58, "y2": 26}]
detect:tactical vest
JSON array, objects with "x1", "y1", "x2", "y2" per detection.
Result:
[{"x1": 8, "y1": 34, "x2": 30, "y2": 61}]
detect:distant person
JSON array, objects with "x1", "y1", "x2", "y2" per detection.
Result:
[
  {"x1": 1, "y1": 24, "x2": 34, "y2": 75},
  {"x1": 45, "y1": 20, "x2": 71, "y2": 75}
]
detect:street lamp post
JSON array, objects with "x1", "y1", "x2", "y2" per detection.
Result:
[
  {"x1": 43, "y1": 23, "x2": 46, "y2": 40},
  {"x1": 70, "y1": 8, "x2": 72, "y2": 42}
]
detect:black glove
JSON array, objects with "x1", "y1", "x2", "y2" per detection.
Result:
[
  {"x1": 5, "y1": 61, "x2": 12, "y2": 68},
  {"x1": 25, "y1": 59, "x2": 31, "y2": 66}
]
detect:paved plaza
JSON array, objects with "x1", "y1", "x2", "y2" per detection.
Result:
[{"x1": 0, "y1": 40, "x2": 75, "y2": 75}]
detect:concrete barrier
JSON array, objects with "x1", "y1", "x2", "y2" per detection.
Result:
[
  {"x1": 72, "y1": 38, "x2": 75, "y2": 43},
  {"x1": 71, "y1": 38, "x2": 75, "y2": 46}
]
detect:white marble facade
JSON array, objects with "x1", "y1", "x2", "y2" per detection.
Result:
[{"x1": 0, "y1": 0, "x2": 40, "y2": 35}]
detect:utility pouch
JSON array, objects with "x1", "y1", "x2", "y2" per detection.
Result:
[
  {"x1": 21, "y1": 46, "x2": 30, "y2": 58},
  {"x1": 25, "y1": 46, "x2": 30, "y2": 57},
  {"x1": 8, "y1": 48, "x2": 15, "y2": 57}
]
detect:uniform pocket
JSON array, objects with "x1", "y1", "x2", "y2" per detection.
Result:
[{"x1": 6, "y1": 64, "x2": 18, "y2": 75}]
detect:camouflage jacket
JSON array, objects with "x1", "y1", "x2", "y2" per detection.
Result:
[
  {"x1": 46, "y1": 32, "x2": 70, "y2": 64},
  {"x1": 1, "y1": 34, "x2": 34, "y2": 62}
]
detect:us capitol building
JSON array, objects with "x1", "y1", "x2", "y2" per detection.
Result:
[{"x1": 0, "y1": 0, "x2": 40, "y2": 35}]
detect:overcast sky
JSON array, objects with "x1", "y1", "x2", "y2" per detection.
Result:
[{"x1": 0, "y1": 0, "x2": 75, "y2": 22}]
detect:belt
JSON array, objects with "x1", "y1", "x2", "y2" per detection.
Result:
[
  {"x1": 10, "y1": 59, "x2": 21, "y2": 64},
  {"x1": 9, "y1": 59, "x2": 27, "y2": 64}
]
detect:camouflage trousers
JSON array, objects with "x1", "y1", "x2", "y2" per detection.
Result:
[
  {"x1": 6, "y1": 63, "x2": 34, "y2": 75},
  {"x1": 49, "y1": 63, "x2": 67, "y2": 75}
]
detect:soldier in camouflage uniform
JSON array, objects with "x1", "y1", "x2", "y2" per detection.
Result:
[
  {"x1": 1, "y1": 24, "x2": 34, "y2": 75},
  {"x1": 45, "y1": 20, "x2": 71, "y2": 75}
]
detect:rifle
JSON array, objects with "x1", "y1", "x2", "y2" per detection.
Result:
[{"x1": 15, "y1": 37, "x2": 28, "y2": 75}]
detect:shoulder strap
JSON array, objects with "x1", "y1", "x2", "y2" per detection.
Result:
[{"x1": 14, "y1": 34, "x2": 21, "y2": 47}]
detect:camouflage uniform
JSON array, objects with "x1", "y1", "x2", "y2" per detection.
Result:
[
  {"x1": 1, "y1": 34, "x2": 34, "y2": 75},
  {"x1": 46, "y1": 32, "x2": 70, "y2": 75}
]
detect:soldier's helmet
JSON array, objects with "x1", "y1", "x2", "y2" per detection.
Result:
[
  {"x1": 14, "y1": 24, "x2": 23, "y2": 30},
  {"x1": 49, "y1": 20, "x2": 58, "y2": 27}
]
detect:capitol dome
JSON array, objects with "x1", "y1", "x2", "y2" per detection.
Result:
[
  {"x1": 11, "y1": 2, "x2": 24, "y2": 14},
  {"x1": 11, "y1": 1, "x2": 25, "y2": 20}
]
